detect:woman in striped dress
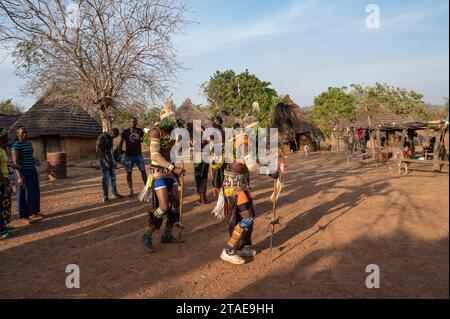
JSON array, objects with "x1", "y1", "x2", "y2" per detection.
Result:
[{"x1": 11, "y1": 126, "x2": 44, "y2": 224}]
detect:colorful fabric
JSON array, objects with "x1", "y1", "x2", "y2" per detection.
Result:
[
  {"x1": 12, "y1": 140, "x2": 35, "y2": 169},
  {"x1": 0, "y1": 148, "x2": 8, "y2": 178},
  {"x1": 153, "y1": 177, "x2": 177, "y2": 190},
  {"x1": 218, "y1": 170, "x2": 256, "y2": 252},
  {"x1": 15, "y1": 168, "x2": 40, "y2": 219},
  {"x1": 124, "y1": 154, "x2": 146, "y2": 173},
  {"x1": 226, "y1": 223, "x2": 245, "y2": 252},
  {"x1": 226, "y1": 189, "x2": 255, "y2": 251},
  {"x1": 0, "y1": 180, "x2": 12, "y2": 233},
  {"x1": 99, "y1": 159, "x2": 117, "y2": 198},
  {"x1": 223, "y1": 170, "x2": 248, "y2": 198}
]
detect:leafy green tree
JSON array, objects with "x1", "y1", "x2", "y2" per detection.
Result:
[
  {"x1": 141, "y1": 106, "x2": 163, "y2": 128},
  {"x1": 373, "y1": 83, "x2": 429, "y2": 120},
  {"x1": 351, "y1": 83, "x2": 429, "y2": 122},
  {"x1": 311, "y1": 87, "x2": 356, "y2": 152},
  {"x1": 201, "y1": 69, "x2": 280, "y2": 126},
  {"x1": 0, "y1": 99, "x2": 23, "y2": 115}
]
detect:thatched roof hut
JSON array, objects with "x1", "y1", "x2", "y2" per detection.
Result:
[
  {"x1": 340, "y1": 105, "x2": 409, "y2": 129},
  {"x1": 286, "y1": 96, "x2": 324, "y2": 140},
  {"x1": 9, "y1": 98, "x2": 101, "y2": 139},
  {"x1": 176, "y1": 99, "x2": 211, "y2": 127},
  {"x1": 8, "y1": 93, "x2": 101, "y2": 160},
  {"x1": 0, "y1": 114, "x2": 21, "y2": 130},
  {"x1": 280, "y1": 96, "x2": 324, "y2": 152}
]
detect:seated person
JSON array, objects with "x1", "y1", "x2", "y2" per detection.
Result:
[
  {"x1": 403, "y1": 142, "x2": 412, "y2": 159},
  {"x1": 424, "y1": 137, "x2": 436, "y2": 154}
]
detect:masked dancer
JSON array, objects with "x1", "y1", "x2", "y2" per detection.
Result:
[
  {"x1": 212, "y1": 103, "x2": 297, "y2": 265},
  {"x1": 142, "y1": 97, "x2": 186, "y2": 253}
]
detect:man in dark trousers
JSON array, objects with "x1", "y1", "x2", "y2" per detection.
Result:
[
  {"x1": 118, "y1": 117, "x2": 148, "y2": 197},
  {"x1": 96, "y1": 128, "x2": 122, "y2": 202}
]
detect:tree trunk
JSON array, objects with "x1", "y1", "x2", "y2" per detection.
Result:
[
  {"x1": 367, "y1": 115, "x2": 376, "y2": 160},
  {"x1": 336, "y1": 127, "x2": 340, "y2": 153},
  {"x1": 101, "y1": 109, "x2": 112, "y2": 132}
]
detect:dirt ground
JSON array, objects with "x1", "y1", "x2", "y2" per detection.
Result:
[{"x1": 0, "y1": 153, "x2": 448, "y2": 299}]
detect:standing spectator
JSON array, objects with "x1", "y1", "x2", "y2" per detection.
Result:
[
  {"x1": 191, "y1": 124, "x2": 209, "y2": 205},
  {"x1": 0, "y1": 128, "x2": 13, "y2": 238},
  {"x1": 11, "y1": 126, "x2": 44, "y2": 224},
  {"x1": 118, "y1": 117, "x2": 148, "y2": 197},
  {"x1": 97, "y1": 128, "x2": 122, "y2": 202}
]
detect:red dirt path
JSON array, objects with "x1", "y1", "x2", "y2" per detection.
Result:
[{"x1": 0, "y1": 153, "x2": 448, "y2": 298}]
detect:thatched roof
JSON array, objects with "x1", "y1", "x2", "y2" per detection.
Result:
[
  {"x1": 340, "y1": 105, "x2": 409, "y2": 129},
  {"x1": 8, "y1": 94, "x2": 101, "y2": 139},
  {"x1": 0, "y1": 114, "x2": 22, "y2": 130},
  {"x1": 286, "y1": 96, "x2": 324, "y2": 139},
  {"x1": 176, "y1": 99, "x2": 211, "y2": 127},
  {"x1": 377, "y1": 121, "x2": 448, "y2": 132}
]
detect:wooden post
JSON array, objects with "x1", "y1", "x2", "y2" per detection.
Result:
[
  {"x1": 398, "y1": 129, "x2": 408, "y2": 175},
  {"x1": 336, "y1": 128, "x2": 340, "y2": 153},
  {"x1": 376, "y1": 129, "x2": 382, "y2": 162},
  {"x1": 343, "y1": 135, "x2": 351, "y2": 167},
  {"x1": 432, "y1": 126, "x2": 445, "y2": 171},
  {"x1": 407, "y1": 129, "x2": 416, "y2": 159},
  {"x1": 370, "y1": 130, "x2": 376, "y2": 160}
]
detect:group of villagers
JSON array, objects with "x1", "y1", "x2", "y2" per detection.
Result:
[
  {"x1": 1, "y1": 97, "x2": 298, "y2": 266},
  {"x1": 139, "y1": 97, "x2": 297, "y2": 265}
]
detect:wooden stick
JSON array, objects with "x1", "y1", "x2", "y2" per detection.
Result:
[
  {"x1": 269, "y1": 178, "x2": 277, "y2": 259},
  {"x1": 178, "y1": 161, "x2": 185, "y2": 251},
  {"x1": 180, "y1": 162, "x2": 185, "y2": 224}
]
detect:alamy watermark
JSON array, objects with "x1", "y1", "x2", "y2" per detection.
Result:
[
  {"x1": 366, "y1": 4, "x2": 381, "y2": 29},
  {"x1": 66, "y1": 264, "x2": 80, "y2": 289},
  {"x1": 365, "y1": 264, "x2": 380, "y2": 289},
  {"x1": 160, "y1": 120, "x2": 280, "y2": 175}
]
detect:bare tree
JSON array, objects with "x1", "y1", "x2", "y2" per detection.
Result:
[{"x1": 0, "y1": 0, "x2": 188, "y2": 131}]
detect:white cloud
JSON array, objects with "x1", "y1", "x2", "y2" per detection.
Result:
[{"x1": 176, "y1": 0, "x2": 315, "y2": 57}]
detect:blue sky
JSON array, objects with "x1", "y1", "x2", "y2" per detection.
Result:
[{"x1": 0, "y1": 0, "x2": 449, "y2": 110}]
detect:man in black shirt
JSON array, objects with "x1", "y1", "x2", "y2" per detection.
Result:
[
  {"x1": 96, "y1": 128, "x2": 122, "y2": 202},
  {"x1": 118, "y1": 117, "x2": 148, "y2": 197}
]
